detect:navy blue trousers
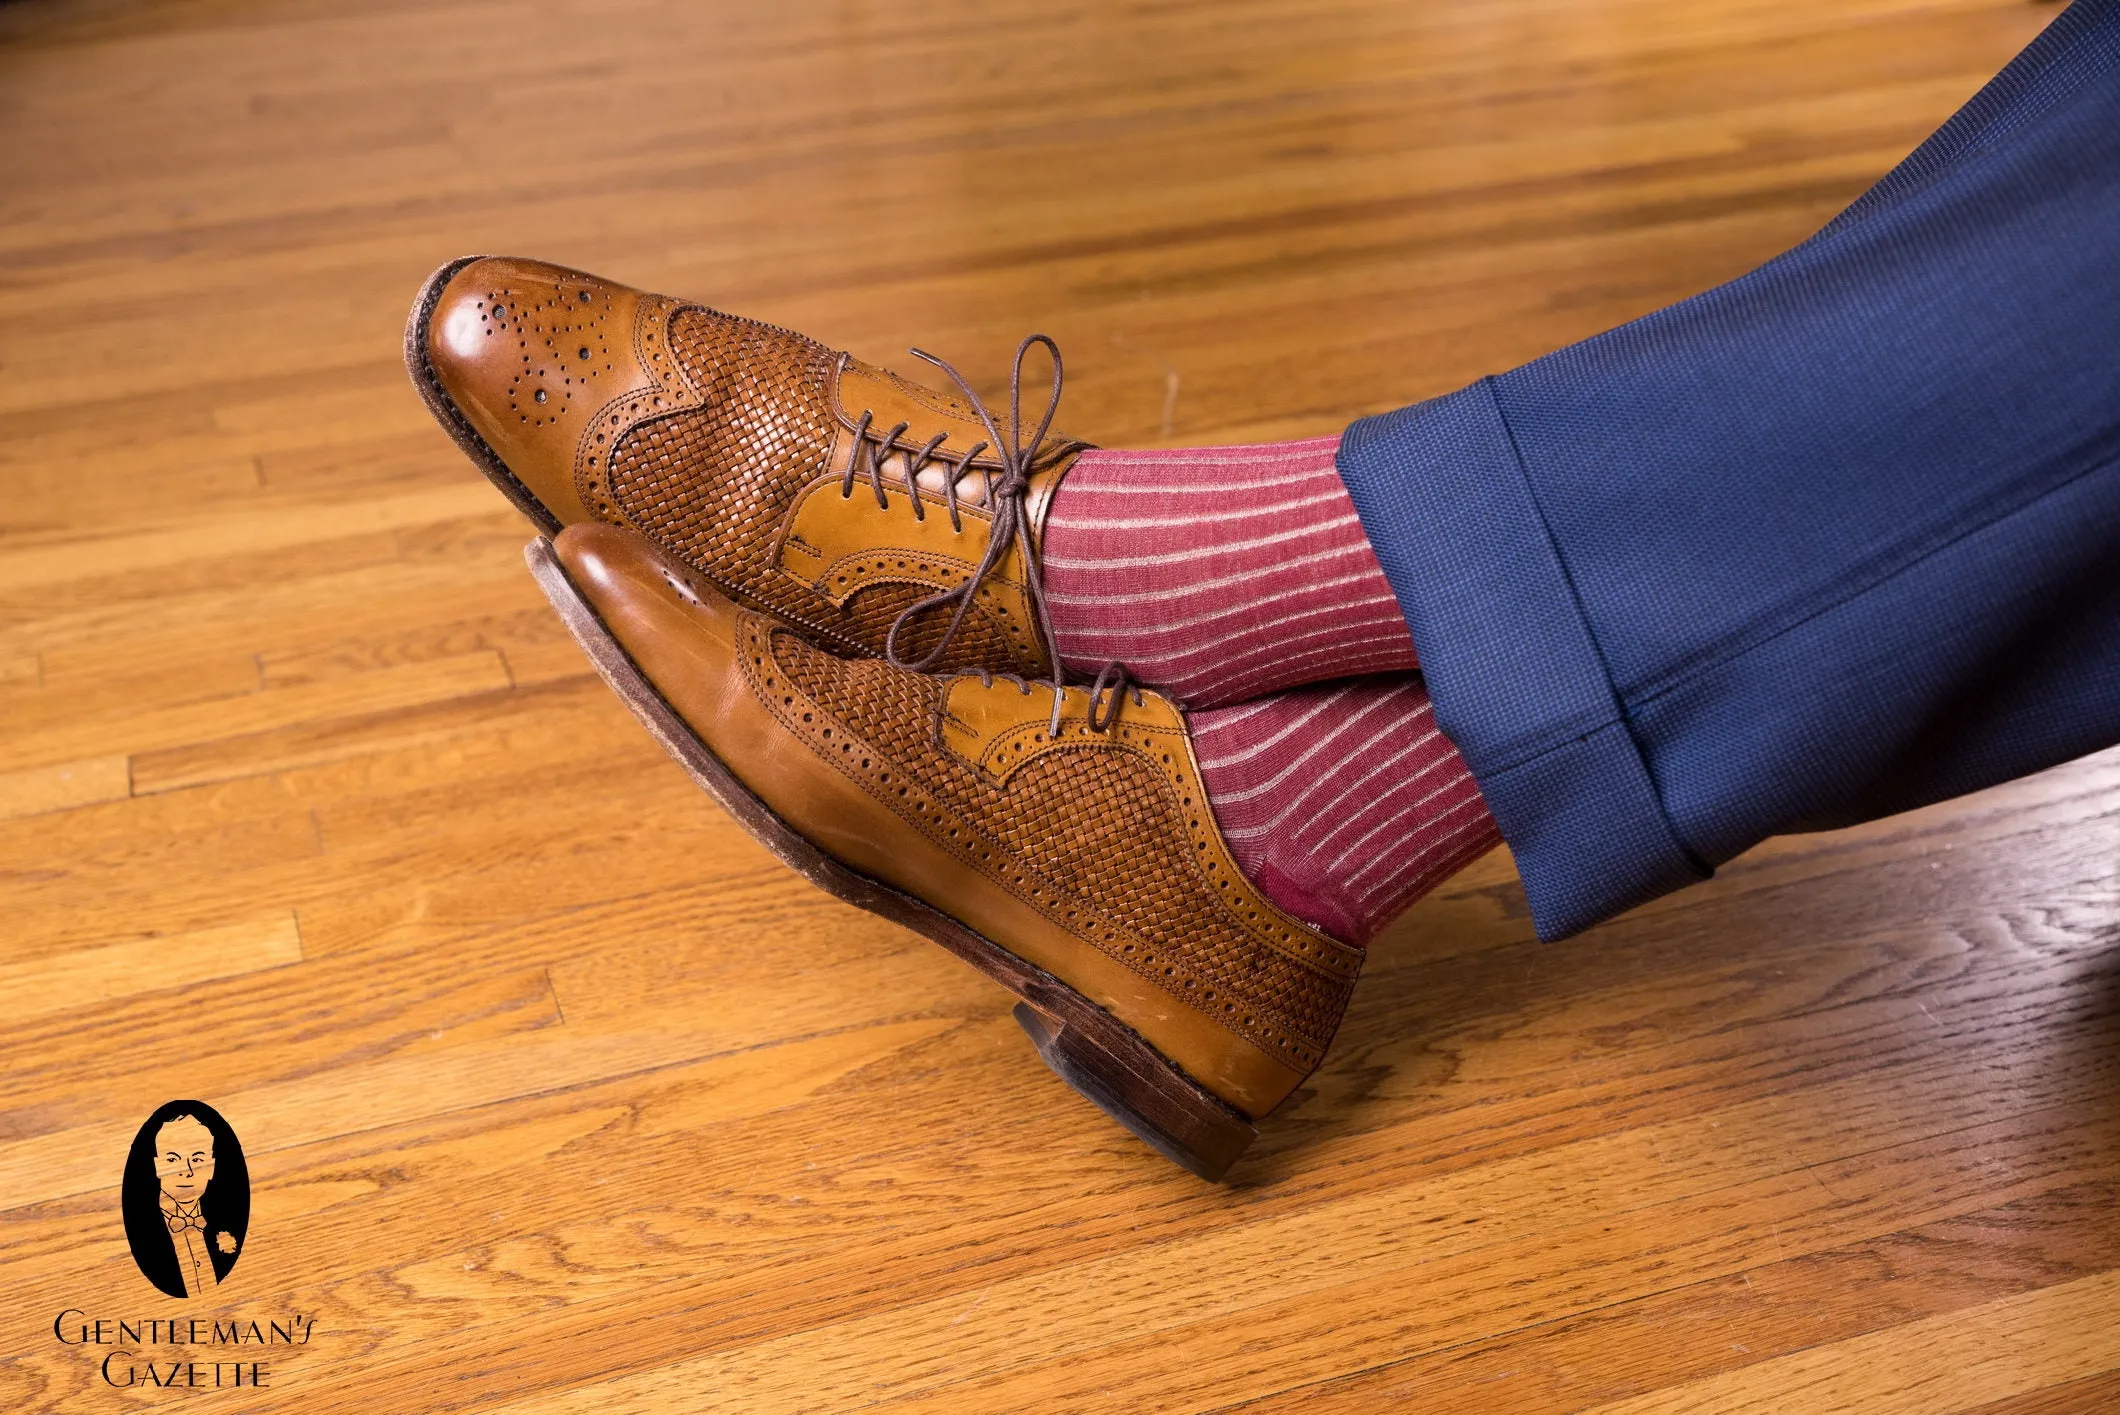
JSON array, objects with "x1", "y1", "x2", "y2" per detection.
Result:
[{"x1": 1335, "y1": 0, "x2": 2120, "y2": 940}]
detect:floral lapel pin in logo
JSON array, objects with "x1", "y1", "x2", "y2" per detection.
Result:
[{"x1": 121, "y1": 1101, "x2": 250, "y2": 1299}]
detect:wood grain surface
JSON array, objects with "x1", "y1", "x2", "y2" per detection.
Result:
[{"x1": 3, "y1": 0, "x2": 2111, "y2": 1411}]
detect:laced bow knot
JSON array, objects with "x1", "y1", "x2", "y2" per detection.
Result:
[
  {"x1": 869, "y1": 337, "x2": 1144, "y2": 742},
  {"x1": 882, "y1": 334, "x2": 1062, "y2": 675},
  {"x1": 880, "y1": 334, "x2": 1139, "y2": 738}
]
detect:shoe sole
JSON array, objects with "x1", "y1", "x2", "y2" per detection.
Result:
[
  {"x1": 405, "y1": 255, "x2": 565, "y2": 536},
  {"x1": 525, "y1": 535, "x2": 1260, "y2": 1181}
]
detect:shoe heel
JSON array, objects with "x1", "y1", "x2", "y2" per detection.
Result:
[{"x1": 1012, "y1": 1003, "x2": 1258, "y2": 1181}]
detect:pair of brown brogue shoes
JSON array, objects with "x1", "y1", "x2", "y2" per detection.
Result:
[{"x1": 408, "y1": 256, "x2": 1365, "y2": 1178}]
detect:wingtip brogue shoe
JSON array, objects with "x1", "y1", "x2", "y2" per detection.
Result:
[
  {"x1": 530, "y1": 523, "x2": 1363, "y2": 1178},
  {"x1": 411, "y1": 255, "x2": 1090, "y2": 679}
]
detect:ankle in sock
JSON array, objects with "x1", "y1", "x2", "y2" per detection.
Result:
[
  {"x1": 1042, "y1": 434, "x2": 1416, "y2": 707},
  {"x1": 1190, "y1": 677, "x2": 1500, "y2": 944}
]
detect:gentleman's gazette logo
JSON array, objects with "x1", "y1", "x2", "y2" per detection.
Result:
[
  {"x1": 46, "y1": 1100, "x2": 322, "y2": 1392},
  {"x1": 121, "y1": 1100, "x2": 250, "y2": 1298}
]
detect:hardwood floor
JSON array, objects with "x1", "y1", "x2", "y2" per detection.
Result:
[{"x1": 3, "y1": 0, "x2": 2112, "y2": 1410}]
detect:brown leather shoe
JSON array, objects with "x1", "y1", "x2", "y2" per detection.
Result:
[
  {"x1": 530, "y1": 523, "x2": 1363, "y2": 1179},
  {"x1": 408, "y1": 255, "x2": 1088, "y2": 678}
]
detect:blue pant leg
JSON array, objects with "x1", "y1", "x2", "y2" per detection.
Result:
[{"x1": 1336, "y1": 0, "x2": 2120, "y2": 940}]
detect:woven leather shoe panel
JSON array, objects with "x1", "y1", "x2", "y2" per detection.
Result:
[
  {"x1": 757, "y1": 625, "x2": 1360, "y2": 1074},
  {"x1": 605, "y1": 308, "x2": 840, "y2": 627},
  {"x1": 606, "y1": 306, "x2": 1025, "y2": 672}
]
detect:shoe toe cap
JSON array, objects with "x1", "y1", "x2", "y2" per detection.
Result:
[{"x1": 415, "y1": 255, "x2": 651, "y2": 526}]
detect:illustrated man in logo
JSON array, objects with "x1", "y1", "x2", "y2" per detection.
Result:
[{"x1": 154, "y1": 1114, "x2": 235, "y2": 1297}]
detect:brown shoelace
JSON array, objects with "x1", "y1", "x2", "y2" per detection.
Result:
[
  {"x1": 874, "y1": 335, "x2": 1137, "y2": 737},
  {"x1": 840, "y1": 415, "x2": 991, "y2": 532}
]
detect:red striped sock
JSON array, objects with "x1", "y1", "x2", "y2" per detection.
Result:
[
  {"x1": 1190, "y1": 677, "x2": 1500, "y2": 945},
  {"x1": 1042, "y1": 435, "x2": 1416, "y2": 707}
]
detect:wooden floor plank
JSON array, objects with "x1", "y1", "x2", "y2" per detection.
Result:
[
  {"x1": 1579, "y1": 1270, "x2": 2120, "y2": 1415},
  {"x1": 1218, "y1": 1182, "x2": 2120, "y2": 1414},
  {"x1": 0, "y1": 755, "x2": 129, "y2": 823},
  {"x1": 460, "y1": 1106, "x2": 2117, "y2": 1415},
  {"x1": 0, "y1": 912, "x2": 303, "y2": 1023},
  {"x1": 1955, "y1": 1370, "x2": 2120, "y2": 1415}
]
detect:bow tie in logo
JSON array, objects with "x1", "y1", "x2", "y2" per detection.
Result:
[{"x1": 166, "y1": 1206, "x2": 205, "y2": 1236}]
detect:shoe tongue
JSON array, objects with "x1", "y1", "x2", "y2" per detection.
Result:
[{"x1": 904, "y1": 459, "x2": 996, "y2": 508}]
